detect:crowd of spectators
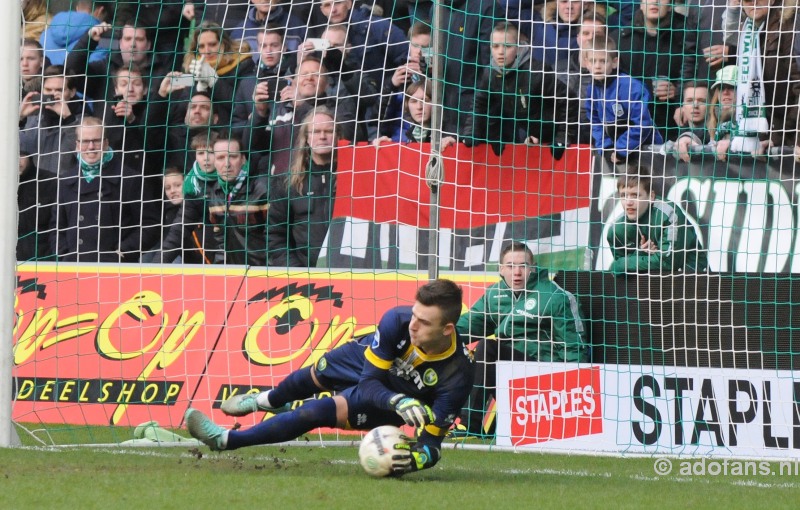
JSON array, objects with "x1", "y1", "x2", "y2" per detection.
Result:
[{"x1": 17, "y1": 0, "x2": 800, "y2": 266}]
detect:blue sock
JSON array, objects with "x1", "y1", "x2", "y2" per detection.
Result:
[
  {"x1": 268, "y1": 367, "x2": 318, "y2": 406},
  {"x1": 226, "y1": 397, "x2": 338, "y2": 450}
]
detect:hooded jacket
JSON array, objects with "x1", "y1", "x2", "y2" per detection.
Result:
[
  {"x1": 463, "y1": 45, "x2": 579, "y2": 155},
  {"x1": 457, "y1": 267, "x2": 589, "y2": 362}
]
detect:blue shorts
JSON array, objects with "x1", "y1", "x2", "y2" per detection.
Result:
[
  {"x1": 314, "y1": 338, "x2": 404, "y2": 430},
  {"x1": 338, "y1": 385, "x2": 404, "y2": 430},
  {"x1": 313, "y1": 337, "x2": 368, "y2": 390}
]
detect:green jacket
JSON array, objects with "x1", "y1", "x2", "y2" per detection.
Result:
[
  {"x1": 607, "y1": 199, "x2": 708, "y2": 275},
  {"x1": 457, "y1": 268, "x2": 589, "y2": 362}
]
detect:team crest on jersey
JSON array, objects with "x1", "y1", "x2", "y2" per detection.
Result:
[
  {"x1": 371, "y1": 330, "x2": 381, "y2": 349},
  {"x1": 316, "y1": 357, "x2": 328, "y2": 372},
  {"x1": 422, "y1": 369, "x2": 438, "y2": 386},
  {"x1": 612, "y1": 103, "x2": 625, "y2": 118},
  {"x1": 525, "y1": 298, "x2": 537, "y2": 310}
]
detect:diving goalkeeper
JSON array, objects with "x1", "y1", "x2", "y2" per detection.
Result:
[{"x1": 185, "y1": 279, "x2": 474, "y2": 476}]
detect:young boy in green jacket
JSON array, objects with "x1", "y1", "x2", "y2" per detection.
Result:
[{"x1": 607, "y1": 168, "x2": 708, "y2": 275}]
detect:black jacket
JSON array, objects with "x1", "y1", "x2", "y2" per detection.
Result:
[
  {"x1": 17, "y1": 160, "x2": 57, "y2": 261},
  {"x1": 615, "y1": 10, "x2": 695, "y2": 139},
  {"x1": 51, "y1": 154, "x2": 161, "y2": 262},
  {"x1": 268, "y1": 161, "x2": 335, "y2": 268},
  {"x1": 206, "y1": 175, "x2": 270, "y2": 266},
  {"x1": 462, "y1": 47, "x2": 578, "y2": 155}
]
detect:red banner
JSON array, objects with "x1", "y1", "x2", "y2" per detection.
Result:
[
  {"x1": 13, "y1": 267, "x2": 494, "y2": 427},
  {"x1": 334, "y1": 143, "x2": 593, "y2": 229}
]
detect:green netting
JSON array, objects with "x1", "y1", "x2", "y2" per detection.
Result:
[{"x1": 13, "y1": 0, "x2": 800, "y2": 461}]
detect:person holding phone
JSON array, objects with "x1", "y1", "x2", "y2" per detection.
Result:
[
  {"x1": 231, "y1": 25, "x2": 296, "y2": 127},
  {"x1": 19, "y1": 65, "x2": 84, "y2": 175}
]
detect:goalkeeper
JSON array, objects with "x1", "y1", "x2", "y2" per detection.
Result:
[{"x1": 185, "y1": 279, "x2": 474, "y2": 476}]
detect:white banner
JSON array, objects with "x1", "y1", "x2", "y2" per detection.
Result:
[{"x1": 496, "y1": 362, "x2": 800, "y2": 459}]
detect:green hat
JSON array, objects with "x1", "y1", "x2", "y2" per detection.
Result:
[{"x1": 712, "y1": 66, "x2": 737, "y2": 89}]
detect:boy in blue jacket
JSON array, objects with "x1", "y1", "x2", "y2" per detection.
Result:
[{"x1": 584, "y1": 36, "x2": 662, "y2": 163}]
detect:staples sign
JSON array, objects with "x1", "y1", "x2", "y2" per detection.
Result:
[{"x1": 509, "y1": 367, "x2": 603, "y2": 446}]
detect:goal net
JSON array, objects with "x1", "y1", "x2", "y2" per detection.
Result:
[{"x1": 12, "y1": 0, "x2": 800, "y2": 459}]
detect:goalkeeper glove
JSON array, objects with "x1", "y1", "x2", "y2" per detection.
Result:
[
  {"x1": 389, "y1": 394, "x2": 435, "y2": 428},
  {"x1": 390, "y1": 443, "x2": 440, "y2": 476}
]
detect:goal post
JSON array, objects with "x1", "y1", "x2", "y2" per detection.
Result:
[{"x1": 1, "y1": 0, "x2": 21, "y2": 448}]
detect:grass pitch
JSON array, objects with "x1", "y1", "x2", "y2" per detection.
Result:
[{"x1": 2, "y1": 430, "x2": 798, "y2": 510}]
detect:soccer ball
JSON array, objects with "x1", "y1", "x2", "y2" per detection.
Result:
[{"x1": 358, "y1": 425, "x2": 408, "y2": 478}]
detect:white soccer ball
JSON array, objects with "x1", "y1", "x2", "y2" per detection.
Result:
[{"x1": 358, "y1": 425, "x2": 408, "y2": 478}]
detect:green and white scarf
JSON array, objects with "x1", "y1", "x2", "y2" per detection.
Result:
[
  {"x1": 218, "y1": 160, "x2": 250, "y2": 202},
  {"x1": 76, "y1": 149, "x2": 114, "y2": 183},
  {"x1": 735, "y1": 17, "x2": 769, "y2": 140},
  {"x1": 183, "y1": 161, "x2": 217, "y2": 198}
]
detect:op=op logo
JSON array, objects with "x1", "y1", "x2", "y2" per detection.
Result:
[{"x1": 508, "y1": 366, "x2": 603, "y2": 446}]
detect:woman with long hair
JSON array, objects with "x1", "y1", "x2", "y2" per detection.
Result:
[
  {"x1": 182, "y1": 20, "x2": 256, "y2": 125},
  {"x1": 268, "y1": 106, "x2": 338, "y2": 267}
]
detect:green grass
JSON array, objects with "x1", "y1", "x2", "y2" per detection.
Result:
[{"x1": 2, "y1": 426, "x2": 798, "y2": 510}]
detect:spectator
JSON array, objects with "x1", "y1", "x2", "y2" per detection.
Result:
[
  {"x1": 460, "y1": 21, "x2": 578, "y2": 158},
  {"x1": 529, "y1": 0, "x2": 602, "y2": 66},
  {"x1": 17, "y1": 139, "x2": 57, "y2": 262},
  {"x1": 615, "y1": 0, "x2": 695, "y2": 139},
  {"x1": 115, "y1": 1, "x2": 191, "y2": 58},
  {"x1": 248, "y1": 55, "x2": 357, "y2": 173},
  {"x1": 144, "y1": 166, "x2": 209, "y2": 265},
  {"x1": 707, "y1": 65, "x2": 739, "y2": 161},
  {"x1": 183, "y1": 131, "x2": 220, "y2": 199},
  {"x1": 373, "y1": 79, "x2": 434, "y2": 144},
  {"x1": 268, "y1": 107, "x2": 338, "y2": 268},
  {"x1": 456, "y1": 241, "x2": 589, "y2": 437},
  {"x1": 182, "y1": 20, "x2": 257, "y2": 126},
  {"x1": 680, "y1": 0, "x2": 731, "y2": 87},
  {"x1": 50, "y1": 117, "x2": 160, "y2": 262},
  {"x1": 377, "y1": 22, "x2": 432, "y2": 140},
  {"x1": 159, "y1": 133, "x2": 222, "y2": 264},
  {"x1": 437, "y1": 0, "x2": 498, "y2": 134},
  {"x1": 22, "y1": 0, "x2": 52, "y2": 41},
  {"x1": 207, "y1": 133, "x2": 270, "y2": 266},
  {"x1": 554, "y1": 12, "x2": 607, "y2": 144},
  {"x1": 101, "y1": 66, "x2": 157, "y2": 175},
  {"x1": 673, "y1": 82, "x2": 711, "y2": 162},
  {"x1": 231, "y1": 26, "x2": 296, "y2": 127},
  {"x1": 308, "y1": 0, "x2": 408, "y2": 92},
  {"x1": 149, "y1": 85, "x2": 220, "y2": 171},
  {"x1": 20, "y1": 39, "x2": 47, "y2": 93},
  {"x1": 735, "y1": 0, "x2": 800, "y2": 153},
  {"x1": 228, "y1": 0, "x2": 306, "y2": 55},
  {"x1": 584, "y1": 36, "x2": 662, "y2": 164},
  {"x1": 65, "y1": 14, "x2": 171, "y2": 103},
  {"x1": 19, "y1": 65, "x2": 85, "y2": 175},
  {"x1": 607, "y1": 167, "x2": 708, "y2": 275},
  {"x1": 39, "y1": 0, "x2": 112, "y2": 67}
]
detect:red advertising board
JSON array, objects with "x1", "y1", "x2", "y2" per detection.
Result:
[
  {"x1": 13, "y1": 267, "x2": 494, "y2": 427},
  {"x1": 508, "y1": 366, "x2": 603, "y2": 446}
]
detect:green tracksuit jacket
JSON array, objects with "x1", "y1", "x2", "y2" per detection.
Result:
[
  {"x1": 607, "y1": 199, "x2": 708, "y2": 275},
  {"x1": 457, "y1": 268, "x2": 589, "y2": 362}
]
